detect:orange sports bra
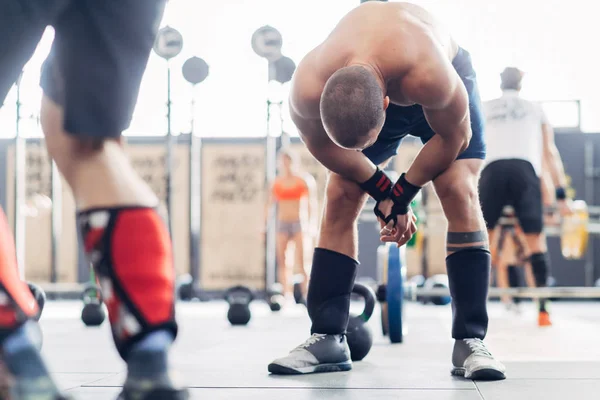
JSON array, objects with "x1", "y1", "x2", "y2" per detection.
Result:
[{"x1": 272, "y1": 177, "x2": 308, "y2": 201}]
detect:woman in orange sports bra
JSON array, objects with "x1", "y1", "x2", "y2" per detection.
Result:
[{"x1": 265, "y1": 150, "x2": 318, "y2": 304}]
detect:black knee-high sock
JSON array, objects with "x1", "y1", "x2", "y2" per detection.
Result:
[
  {"x1": 530, "y1": 253, "x2": 550, "y2": 312},
  {"x1": 307, "y1": 248, "x2": 358, "y2": 334},
  {"x1": 507, "y1": 265, "x2": 525, "y2": 304},
  {"x1": 446, "y1": 249, "x2": 490, "y2": 339}
]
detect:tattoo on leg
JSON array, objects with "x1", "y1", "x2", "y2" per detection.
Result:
[
  {"x1": 447, "y1": 231, "x2": 487, "y2": 244},
  {"x1": 446, "y1": 245, "x2": 489, "y2": 252},
  {"x1": 446, "y1": 231, "x2": 489, "y2": 253}
]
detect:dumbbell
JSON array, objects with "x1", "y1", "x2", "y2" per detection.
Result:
[
  {"x1": 225, "y1": 286, "x2": 254, "y2": 325},
  {"x1": 267, "y1": 283, "x2": 285, "y2": 312},
  {"x1": 176, "y1": 274, "x2": 195, "y2": 301},
  {"x1": 423, "y1": 274, "x2": 451, "y2": 306},
  {"x1": 81, "y1": 283, "x2": 106, "y2": 327},
  {"x1": 346, "y1": 282, "x2": 376, "y2": 361},
  {"x1": 409, "y1": 275, "x2": 426, "y2": 303},
  {"x1": 27, "y1": 282, "x2": 46, "y2": 321}
]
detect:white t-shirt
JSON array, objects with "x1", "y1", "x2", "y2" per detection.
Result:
[{"x1": 483, "y1": 90, "x2": 549, "y2": 176}]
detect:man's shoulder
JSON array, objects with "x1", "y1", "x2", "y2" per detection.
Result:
[
  {"x1": 483, "y1": 97, "x2": 501, "y2": 105},
  {"x1": 516, "y1": 97, "x2": 545, "y2": 114},
  {"x1": 483, "y1": 95, "x2": 536, "y2": 106},
  {"x1": 482, "y1": 97, "x2": 503, "y2": 110},
  {"x1": 289, "y1": 58, "x2": 324, "y2": 120}
]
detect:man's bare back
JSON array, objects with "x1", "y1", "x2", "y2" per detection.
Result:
[
  {"x1": 289, "y1": 1, "x2": 479, "y2": 192},
  {"x1": 291, "y1": 2, "x2": 459, "y2": 119}
]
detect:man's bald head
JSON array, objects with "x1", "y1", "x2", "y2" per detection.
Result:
[{"x1": 320, "y1": 66, "x2": 386, "y2": 150}]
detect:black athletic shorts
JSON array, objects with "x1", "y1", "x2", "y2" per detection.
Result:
[
  {"x1": 0, "y1": 0, "x2": 166, "y2": 138},
  {"x1": 479, "y1": 159, "x2": 543, "y2": 234}
]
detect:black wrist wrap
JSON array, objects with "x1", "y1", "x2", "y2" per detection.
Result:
[
  {"x1": 555, "y1": 187, "x2": 567, "y2": 200},
  {"x1": 390, "y1": 173, "x2": 421, "y2": 215},
  {"x1": 359, "y1": 168, "x2": 392, "y2": 201},
  {"x1": 359, "y1": 168, "x2": 393, "y2": 221}
]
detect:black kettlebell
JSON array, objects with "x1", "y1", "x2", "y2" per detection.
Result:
[
  {"x1": 293, "y1": 275, "x2": 306, "y2": 306},
  {"x1": 176, "y1": 274, "x2": 195, "y2": 301},
  {"x1": 27, "y1": 282, "x2": 46, "y2": 321},
  {"x1": 225, "y1": 286, "x2": 254, "y2": 325},
  {"x1": 267, "y1": 283, "x2": 285, "y2": 312},
  {"x1": 293, "y1": 283, "x2": 304, "y2": 305},
  {"x1": 346, "y1": 282, "x2": 376, "y2": 361},
  {"x1": 81, "y1": 283, "x2": 106, "y2": 327},
  {"x1": 424, "y1": 275, "x2": 451, "y2": 306}
]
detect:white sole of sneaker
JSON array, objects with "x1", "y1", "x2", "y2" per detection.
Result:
[
  {"x1": 452, "y1": 366, "x2": 506, "y2": 381},
  {"x1": 268, "y1": 361, "x2": 352, "y2": 375}
]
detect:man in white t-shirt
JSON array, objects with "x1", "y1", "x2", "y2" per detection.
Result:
[{"x1": 480, "y1": 67, "x2": 572, "y2": 327}]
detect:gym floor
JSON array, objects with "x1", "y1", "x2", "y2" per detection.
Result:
[{"x1": 41, "y1": 300, "x2": 600, "y2": 400}]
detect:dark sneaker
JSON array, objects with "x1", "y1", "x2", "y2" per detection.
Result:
[
  {"x1": 451, "y1": 338, "x2": 506, "y2": 380},
  {"x1": 268, "y1": 334, "x2": 352, "y2": 375},
  {"x1": 2, "y1": 374, "x2": 74, "y2": 400},
  {"x1": 117, "y1": 387, "x2": 189, "y2": 400},
  {"x1": 1, "y1": 325, "x2": 72, "y2": 400}
]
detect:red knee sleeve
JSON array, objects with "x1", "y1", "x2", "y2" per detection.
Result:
[
  {"x1": 0, "y1": 209, "x2": 38, "y2": 333},
  {"x1": 79, "y1": 207, "x2": 177, "y2": 359}
]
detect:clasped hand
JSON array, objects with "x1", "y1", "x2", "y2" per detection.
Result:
[{"x1": 376, "y1": 198, "x2": 417, "y2": 246}]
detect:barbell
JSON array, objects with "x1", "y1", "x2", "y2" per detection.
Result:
[
  {"x1": 376, "y1": 242, "x2": 600, "y2": 344},
  {"x1": 403, "y1": 283, "x2": 600, "y2": 301}
]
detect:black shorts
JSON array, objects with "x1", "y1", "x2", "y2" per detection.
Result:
[
  {"x1": 362, "y1": 47, "x2": 486, "y2": 165},
  {"x1": 479, "y1": 159, "x2": 543, "y2": 234},
  {"x1": 0, "y1": 0, "x2": 166, "y2": 138}
]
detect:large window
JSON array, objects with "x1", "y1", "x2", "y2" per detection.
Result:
[{"x1": 0, "y1": 0, "x2": 597, "y2": 138}]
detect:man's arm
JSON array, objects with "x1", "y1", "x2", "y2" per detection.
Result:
[
  {"x1": 288, "y1": 54, "x2": 379, "y2": 185},
  {"x1": 540, "y1": 158, "x2": 556, "y2": 207},
  {"x1": 401, "y1": 62, "x2": 471, "y2": 187},
  {"x1": 541, "y1": 121, "x2": 568, "y2": 188},
  {"x1": 291, "y1": 110, "x2": 377, "y2": 183},
  {"x1": 540, "y1": 114, "x2": 573, "y2": 215}
]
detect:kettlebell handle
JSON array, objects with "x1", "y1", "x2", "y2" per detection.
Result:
[
  {"x1": 352, "y1": 283, "x2": 376, "y2": 322},
  {"x1": 224, "y1": 285, "x2": 254, "y2": 303}
]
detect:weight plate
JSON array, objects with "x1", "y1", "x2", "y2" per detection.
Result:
[
  {"x1": 153, "y1": 26, "x2": 184, "y2": 60},
  {"x1": 268, "y1": 55, "x2": 296, "y2": 84},
  {"x1": 182, "y1": 56, "x2": 209, "y2": 85},
  {"x1": 251, "y1": 25, "x2": 283, "y2": 61},
  {"x1": 386, "y1": 243, "x2": 404, "y2": 343}
]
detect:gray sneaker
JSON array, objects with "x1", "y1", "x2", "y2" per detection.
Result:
[
  {"x1": 117, "y1": 387, "x2": 189, "y2": 400},
  {"x1": 451, "y1": 338, "x2": 506, "y2": 380},
  {"x1": 268, "y1": 334, "x2": 352, "y2": 375}
]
